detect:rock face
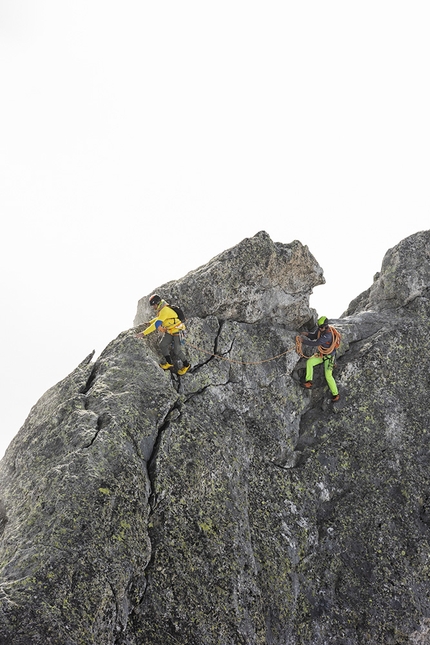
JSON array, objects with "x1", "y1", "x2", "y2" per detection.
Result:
[
  {"x1": 134, "y1": 231, "x2": 324, "y2": 327},
  {"x1": 1, "y1": 230, "x2": 430, "y2": 645},
  {"x1": 343, "y1": 229, "x2": 430, "y2": 316}
]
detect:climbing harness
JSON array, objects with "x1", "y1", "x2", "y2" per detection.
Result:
[{"x1": 164, "y1": 320, "x2": 186, "y2": 334}]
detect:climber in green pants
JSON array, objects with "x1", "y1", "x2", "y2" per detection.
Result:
[{"x1": 299, "y1": 316, "x2": 340, "y2": 401}]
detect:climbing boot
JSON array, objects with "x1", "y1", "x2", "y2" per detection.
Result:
[
  {"x1": 177, "y1": 363, "x2": 190, "y2": 376},
  {"x1": 160, "y1": 357, "x2": 174, "y2": 370},
  {"x1": 301, "y1": 381, "x2": 312, "y2": 389}
]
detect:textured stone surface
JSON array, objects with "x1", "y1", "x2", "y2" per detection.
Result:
[
  {"x1": 0, "y1": 230, "x2": 430, "y2": 645},
  {"x1": 134, "y1": 230, "x2": 324, "y2": 328},
  {"x1": 343, "y1": 228, "x2": 430, "y2": 315}
]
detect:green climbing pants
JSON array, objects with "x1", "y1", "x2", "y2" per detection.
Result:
[{"x1": 306, "y1": 355, "x2": 338, "y2": 396}]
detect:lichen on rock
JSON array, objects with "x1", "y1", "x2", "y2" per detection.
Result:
[{"x1": 1, "y1": 229, "x2": 430, "y2": 645}]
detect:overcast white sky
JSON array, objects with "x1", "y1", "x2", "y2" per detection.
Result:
[{"x1": 1, "y1": 1, "x2": 429, "y2": 458}]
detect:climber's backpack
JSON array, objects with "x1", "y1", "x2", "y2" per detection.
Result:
[{"x1": 170, "y1": 304, "x2": 186, "y2": 322}]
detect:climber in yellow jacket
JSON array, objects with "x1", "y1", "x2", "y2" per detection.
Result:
[{"x1": 137, "y1": 294, "x2": 191, "y2": 375}]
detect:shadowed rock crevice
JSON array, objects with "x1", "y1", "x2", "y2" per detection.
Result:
[
  {"x1": 0, "y1": 500, "x2": 7, "y2": 538},
  {"x1": 147, "y1": 402, "x2": 183, "y2": 485},
  {"x1": 189, "y1": 317, "x2": 233, "y2": 368},
  {"x1": 80, "y1": 364, "x2": 98, "y2": 395},
  {"x1": 1, "y1": 230, "x2": 430, "y2": 645},
  {"x1": 83, "y1": 412, "x2": 112, "y2": 448}
]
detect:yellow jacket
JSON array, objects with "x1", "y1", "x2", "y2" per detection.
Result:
[{"x1": 142, "y1": 303, "x2": 185, "y2": 336}]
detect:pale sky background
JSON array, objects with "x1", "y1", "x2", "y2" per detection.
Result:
[{"x1": 1, "y1": 1, "x2": 429, "y2": 458}]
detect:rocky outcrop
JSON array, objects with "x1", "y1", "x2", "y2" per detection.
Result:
[
  {"x1": 0, "y1": 230, "x2": 429, "y2": 645},
  {"x1": 134, "y1": 230, "x2": 324, "y2": 327},
  {"x1": 343, "y1": 228, "x2": 430, "y2": 315}
]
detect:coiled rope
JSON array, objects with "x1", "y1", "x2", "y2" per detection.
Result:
[
  {"x1": 295, "y1": 325, "x2": 341, "y2": 359},
  {"x1": 294, "y1": 335, "x2": 309, "y2": 359}
]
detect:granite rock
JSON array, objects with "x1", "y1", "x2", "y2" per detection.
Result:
[{"x1": 0, "y1": 230, "x2": 429, "y2": 645}]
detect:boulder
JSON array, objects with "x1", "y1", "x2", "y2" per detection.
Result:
[{"x1": 134, "y1": 230, "x2": 324, "y2": 328}]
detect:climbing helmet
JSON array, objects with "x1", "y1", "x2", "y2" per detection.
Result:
[{"x1": 149, "y1": 294, "x2": 162, "y2": 307}]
